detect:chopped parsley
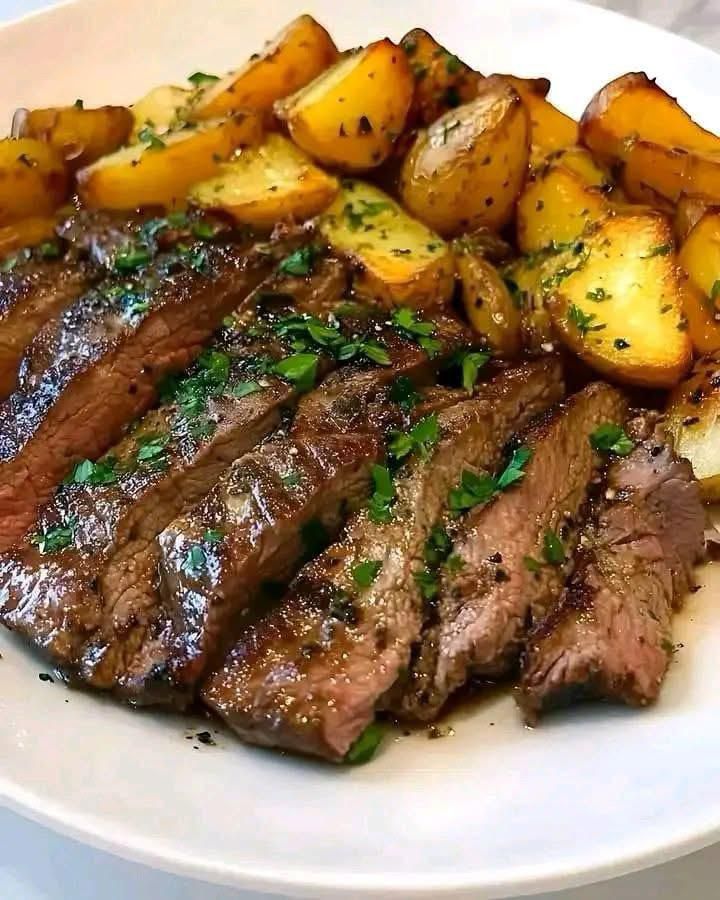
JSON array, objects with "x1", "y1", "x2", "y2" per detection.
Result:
[
  {"x1": 231, "y1": 380, "x2": 262, "y2": 398},
  {"x1": 414, "y1": 566, "x2": 440, "y2": 600},
  {"x1": 590, "y1": 423, "x2": 634, "y2": 457},
  {"x1": 367, "y1": 464, "x2": 396, "y2": 524},
  {"x1": 352, "y1": 560, "x2": 382, "y2": 589},
  {"x1": 642, "y1": 243, "x2": 672, "y2": 259},
  {"x1": 203, "y1": 529, "x2": 223, "y2": 543},
  {"x1": 388, "y1": 414, "x2": 439, "y2": 462},
  {"x1": 458, "y1": 349, "x2": 490, "y2": 393},
  {"x1": 496, "y1": 446, "x2": 533, "y2": 489},
  {"x1": 273, "y1": 352, "x2": 319, "y2": 393},
  {"x1": 137, "y1": 126, "x2": 166, "y2": 150},
  {"x1": 391, "y1": 307, "x2": 441, "y2": 358},
  {"x1": 542, "y1": 529, "x2": 565, "y2": 566},
  {"x1": 389, "y1": 375, "x2": 420, "y2": 411},
  {"x1": 136, "y1": 433, "x2": 170, "y2": 467},
  {"x1": 424, "y1": 525, "x2": 452, "y2": 567},
  {"x1": 449, "y1": 445, "x2": 532, "y2": 515},
  {"x1": 337, "y1": 339, "x2": 391, "y2": 366},
  {"x1": 183, "y1": 545, "x2": 206, "y2": 576},
  {"x1": 37, "y1": 241, "x2": 61, "y2": 259},
  {"x1": 567, "y1": 304, "x2": 600, "y2": 336},
  {"x1": 30, "y1": 519, "x2": 76, "y2": 554},
  {"x1": 277, "y1": 245, "x2": 319, "y2": 277},
  {"x1": 281, "y1": 471, "x2": 300, "y2": 488},
  {"x1": 586, "y1": 287, "x2": 611, "y2": 302},
  {"x1": 66, "y1": 457, "x2": 118, "y2": 486},
  {"x1": 344, "y1": 721, "x2": 384, "y2": 764},
  {"x1": 523, "y1": 555, "x2": 543, "y2": 574},
  {"x1": 114, "y1": 244, "x2": 152, "y2": 273},
  {"x1": 343, "y1": 199, "x2": 392, "y2": 231},
  {"x1": 188, "y1": 71, "x2": 220, "y2": 86}
]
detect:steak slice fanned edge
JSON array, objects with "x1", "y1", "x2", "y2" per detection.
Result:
[
  {"x1": 517, "y1": 414, "x2": 706, "y2": 721},
  {"x1": 402, "y1": 383, "x2": 628, "y2": 722},
  {"x1": 201, "y1": 358, "x2": 564, "y2": 762},
  {"x1": 0, "y1": 235, "x2": 298, "y2": 551}
]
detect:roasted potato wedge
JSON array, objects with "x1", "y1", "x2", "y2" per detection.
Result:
[
  {"x1": 0, "y1": 215, "x2": 58, "y2": 258},
  {"x1": 130, "y1": 85, "x2": 192, "y2": 140},
  {"x1": 678, "y1": 210, "x2": 720, "y2": 354},
  {"x1": 275, "y1": 39, "x2": 413, "y2": 171},
  {"x1": 516, "y1": 155, "x2": 612, "y2": 253},
  {"x1": 0, "y1": 138, "x2": 68, "y2": 224},
  {"x1": 503, "y1": 251, "x2": 555, "y2": 352},
  {"x1": 505, "y1": 80, "x2": 578, "y2": 168},
  {"x1": 495, "y1": 75, "x2": 551, "y2": 99},
  {"x1": 667, "y1": 354, "x2": 720, "y2": 499},
  {"x1": 547, "y1": 210, "x2": 692, "y2": 388},
  {"x1": 675, "y1": 194, "x2": 711, "y2": 243},
  {"x1": 19, "y1": 104, "x2": 133, "y2": 169},
  {"x1": 454, "y1": 242, "x2": 522, "y2": 356},
  {"x1": 77, "y1": 113, "x2": 262, "y2": 210},
  {"x1": 191, "y1": 15, "x2": 338, "y2": 121},
  {"x1": 318, "y1": 180, "x2": 454, "y2": 308},
  {"x1": 620, "y1": 138, "x2": 720, "y2": 206},
  {"x1": 399, "y1": 77, "x2": 530, "y2": 236},
  {"x1": 189, "y1": 133, "x2": 338, "y2": 228},
  {"x1": 400, "y1": 28, "x2": 483, "y2": 127}
]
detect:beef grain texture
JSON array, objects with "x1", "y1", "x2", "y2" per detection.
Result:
[
  {"x1": 201, "y1": 359, "x2": 564, "y2": 762},
  {"x1": 0, "y1": 238, "x2": 290, "y2": 551},
  {"x1": 517, "y1": 414, "x2": 705, "y2": 720},
  {"x1": 399, "y1": 383, "x2": 628, "y2": 722}
]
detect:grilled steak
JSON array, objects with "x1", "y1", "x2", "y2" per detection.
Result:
[
  {"x1": 0, "y1": 236, "x2": 296, "y2": 551},
  {"x1": 122, "y1": 317, "x2": 471, "y2": 704},
  {"x1": 517, "y1": 414, "x2": 705, "y2": 720},
  {"x1": 0, "y1": 258, "x2": 348, "y2": 690},
  {"x1": 201, "y1": 359, "x2": 564, "y2": 761},
  {"x1": 399, "y1": 384, "x2": 628, "y2": 721}
]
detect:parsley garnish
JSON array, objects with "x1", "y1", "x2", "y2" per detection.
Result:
[
  {"x1": 277, "y1": 245, "x2": 318, "y2": 276},
  {"x1": 523, "y1": 555, "x2": 543, "y2": 574},
  {"x1": 352, "y1": 560, "x2": 382, "y2": 588},
  {"x1": 136, "y1": 433, "x2": 169, "y2": 467},
  {"x1": 391, "y1": 307, "x2": 441, "y2": 358},
  {"x1": 343, "y1": 199, "x2": 391, "y2": 231},
  {"x1": 30, "y1": 519, "x2": 76, "y2": 554},
  {"x1": 642, "y1": 243, "x2": 672, "y2": 259},
  {"x1": 586, "y1": 287, "x2": 611, "y2": 302},
  {"x1": 424, "y1": 525, "x2": 452, "y2": 567},
  {"x1": 188, "y1": 71, "x2": 220, "y2": 86},
  {"x1": 542, "y1": 529, "x2": 565, "y2": 566},
  {"x1": 458, "y1": 349, "x2": 490, "y2": 393},
  {"x1": 281, "y1": 471, "x2": 300, "y2": 488},
  {"x1": 114, "y1": 244, "x2": 151, "y2": 273},
  {"x1": 137, "y1": 126, "x2": 166, "y2": 150},
  {"x1": 388, "y1": 414, "x2": 440, "y2": 462},
  {"x1": 389, "y1": 376, "x2": 420, "y2": 411},
  {"x1": 273, "y1": 352, "x2": 319, "y2": 393},
  {"x1": 445, "y1": 553, "x2": 464, "y2": 574},
  {"x1": 67, "y1": 457, "x2": 118, "y2": 486},
  {"x1": 231, "y1": 380, "x2": 262, "y2": 398},
  {"x1": 38, "y1": 241, "x2": 61, "y2": 259},
  {"x1": 590, "y1": 423, "x2": 634, "y2": 457},
  {"x1": 204, "y1": 529, "x2": 223, "y2": 543},
  {"x1": 344, "y1": 722, "x2": 384, "y2": 764},
  {"x1": 337, "y1": 339, "x2": 391, "y2": 366},
  {"x1": 183, "y1": 545, "x2": 206, "y2": 575},
  {"x1": 567, "y1": 304, "x2": 600, "y2": 336},
  {"x1": 368, "y1": 464, "x2": 396, "y2": 524},
  {"x1": 414, "y1": 566, "x2": 440, "y2": 600},
  {"x1": 496, "y1": 446, "x2": 533, "y2": 489},
  {"x1": 448, "y1": 446, "x2": 532, "y2": 515}
]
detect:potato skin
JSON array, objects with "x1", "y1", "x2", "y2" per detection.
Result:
[
  {"x1": 400, "y1": 28, "x2": 483, "y2": 127},
  {"x1": 318, "y1": 179, "x2": 454, "y2": 309},
  {"x1": 547, "y1": 211, "x2": 692, "y2": 388},
  {"x1": 77, "y1": 113, "x2": 262, "y2": 210},
  {"x1": 275, "y1": 39, "x2": 413, "y2": 171},
  {"x1": 503, "y1": 78, "x2": 578, "y2": 168},
  {"x1": 0, "y1": 138, "x2": 68, "y2": 224},
  {"x1": 667, "y1": 354, "x2": 720, "y2": 500},
  {"x1": 621, "y1": 139, "x2": 720, "y2": 206},
  {"x1": 399, "y1": 77, "x2": 530, "y2": 236},
  {"x1": 455, "y1": 244, "x2": 522, "y2": 356},
  {"x1": 21, "y1": 105, "x2": 133, "y2": 170},
  {"x1": 191, "y1": 15, "x2": 338, "y2": 120},
  {"x1": 678, "y1": 211, "x2": 720, "y2": 354},
  {"x1": 189, "y1": 133, "x2": 338, "y2": 228}
]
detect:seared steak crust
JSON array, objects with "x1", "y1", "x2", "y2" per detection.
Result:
[
  {"x1": 517, "y1": 415, "x2": 705, "y2": 720},
  {"x1": 403, "y1": 384, "x2": 628, "y2": 721},
  {"x1": 201, "y1": 359, "x2": 564, "y2": 761}
]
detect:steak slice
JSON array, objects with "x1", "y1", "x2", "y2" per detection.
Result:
[
  {"x1": 122, "y1": 318, "x2": 471, "y2": 704},
  {"x1": 517, "y1": 415, "x2": 705, "y2": 720},
  {"x1": 402, "y1": 384, "x2": 628, "y2": 721},
  {"x1": 0, "y1": 236, "x2": 294, "y2": 551},
  {"x1": 201, "y1": 359, "x2": 564, "y2": 761},
  {"x1": 0, "y1": 258, "x2": 348, "y2": 691}
]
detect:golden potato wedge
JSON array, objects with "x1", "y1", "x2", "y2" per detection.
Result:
[
  {"x1": 318, "y1": 179, "x2": 454, "y2": 308},
  {"x1": 20, "y1": 104, "x2": 133, "y2": 170},
  {"x1": 667, "y1": 354, "x2": 720, "y2": 499},
  {"x1": 454, "y1": 242, "x2": 522, "y2": 356},
  {"x1": 546, "y1": 210, "x2": 692, "y2": 388},
  {"x1": 675, "y1": 194, "x2": 711, "y2": 243},
  {"x1": 275, "y1": 39, "x2": 413, "y2": 171},
  {"x1": 503, "y1": 251, "x2": 555, "y2": 352},
  {"x1": 189, "y1": 133, "x2": 338, "y2": 228},
  {"x1": 400, "y1": 29, "x2": 483, "y2": 127},
  {"x1": 399, "y1": 77, "x2": 530, "y2": 236},
  {"x1": 494, "y1": 75, "x2": 551, "y2": 99},
  {"x1": 0, "y1": 215, "x2": 59, "y2": 259},
  {"x1": 77, "y1": 113, "x2": 262, "y2": 210},
  {"x1": 677, "y1": 210, "x2": 720, "y2": 354},
  {"x1": 620, "y1": 138, "x2": 720, "y2": 206},
  {"x1": 580, "y1": 72, "x2": 720, "y2": 163},
  {"x1": 0, "y1": 138, "x2": 68, "y2": 225},
  {"x1": 516, "y1": 159, "x2": 612, "y2": 253},
  {"x1": 191, "y1": 16, "x2": 338, "y2": 121},
  {"x1": 504, "y1": 80, "x2": 578, "y2": 168},
  {"x1": 130, "y1": 85, "x2": 193, "y2": 140},
  {"x1": 547, "y1": 146, "x2": 612, "y2": 187}
]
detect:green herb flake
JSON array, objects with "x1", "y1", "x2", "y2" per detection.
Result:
[
  {"x1": 642, "y1": 243, "x2": 672, "y2": 259},
  {"x1": 114, "y1": 245, "x2": 152, "y2": 273},
  {"x1": 413, "y1": 567, "x2": 439, "y2": 600},
  {"x1": 183, "y1": 545, "x2": 206, "y2": 576},
  {"x1": 496, "y1": 445, "x2": 533, "y2": 490},
  {"x1": 389, "y1": 375, "x2": 420, "y2": 411},
  {"x1": 30, "y1": 519, "x2": 76, "y2": 554},
  {"x1": 343, "y1": 198, "x2": 391, "y2": 231},
  {"x1": 586, "y1": 287, "x2": 611, "y2": 302},
  {"x1": 188, "y1": 71, "x2": 220, "y2": 86},
  {"x1": 590, "y1": 423, "x2": 634, "y2": 457},
  {"x1": 137, "y1": 126, "x2": 166, "y2": 150},
  {"x1": 567, "y1": 304, "x2": 599, "y2": 336},
  {"x1": 203, "y1": 528, "x2": 224, "y2": 544},
  {"x1": 37, "y1": 241, "x2": 61, "y2": 259},
  {"x1": 352, "y1": 559, "x2": 382, "y2": 589},
  {"x1": 367, "y1": 464, "x2": 396, "y2": 524},
  {"x1": 388, "y1": 414, "x2": 440, "y2": 462},
  {"x1": 344, "y1": 721, "x2": 385, "y2": 764},
  {"x1": 273, "y1": 352, "x2": 319, "y2": 393},
  {"x1": 459, "y1": 349, "x2": 491, "y2": 393},
  {"x1": 136, "y1": 433, "x2": 169, "y2": 465},
  {"x1": 281, "y1": 471, "x2": 300, "y2": 488},
  {"x1": 542, "y1": 529, "x2": 565, "y2": 566},
  {"x1": 523, "y1": 555, "x2": 543, "y2": 574},
  {"x1": 424, "y1": 525, "x2": 452, "y2": 567},
  {"x1": 67, "y1": 457, "x2": 118, "y2": 486},
  {"x1": 391, "y1": 308, "x2": 441, "y2": 357},
  {"x1": 711, "y1": 280, "x2": 720, "y2": 304},
  {"x1": 448, "y1": 469, "x2": 498, "y2": 515},
  {"x1": 231, "y1": 380, "x2": 262, "y2": 398},
  {"x1": 277, "y1": 245, "x2": 318, "y2": 277}
]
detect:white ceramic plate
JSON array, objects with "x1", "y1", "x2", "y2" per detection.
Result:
[{"x1": 1, "y1": 1, "x2": 720, "y2": 897}]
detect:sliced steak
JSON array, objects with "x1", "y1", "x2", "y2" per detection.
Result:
[
  {"x1": 401, "y1": 384, "x2": 628, "y2": 721},
  {"x1": 0, "y1": 236, "x2": 295, "y2": 551},
  {"x1": 201, "y1": 359, "x2": 564, "y2": 761},
  {"x1": 517, "y1": 415, "x2": 705, "y2": 720},
  {"x1": 122, "y1": 318, "x2": 471, "y2": 704}
]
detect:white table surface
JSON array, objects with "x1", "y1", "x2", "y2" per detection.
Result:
[{"x1": 2, "y1": 0, "x2": 720, "y2": 897}]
